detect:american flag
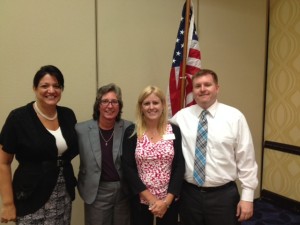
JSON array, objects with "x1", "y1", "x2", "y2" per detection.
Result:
[{"x1": 167, "y1": 1, "x2": 201, "y2": 117}]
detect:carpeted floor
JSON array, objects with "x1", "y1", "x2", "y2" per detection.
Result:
[
  {"x1": 242, "y1": 199, "x2": 300, "y2": 225},
  {"x1": 177, "y1": 199, "x2": 300, "y2": 225}
]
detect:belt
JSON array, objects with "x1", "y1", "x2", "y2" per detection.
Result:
[
  {"x1": 184, "y1": 181, "x2": 235, "y2": 192},
  {"x1": 20, "y1": 158, "x2": 68, "y2": 168},
  {"x1": 41, "y1": 157, "x2": 68, "y2": 168},
  {"x1": 56, "y1": 159, "x2": 66, "y2": 167}
]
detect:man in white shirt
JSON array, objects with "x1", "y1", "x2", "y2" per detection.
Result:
[{"x1": 170, "y1": 69, "x2": 258, "y2": 225}]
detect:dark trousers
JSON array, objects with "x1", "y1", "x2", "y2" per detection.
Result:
[
  {"x1": 130, "y1": 195, "x2": 179, "y2": 225},
  {"x1": 179, "y1": 181, "x2": 241, "y2": 225}
]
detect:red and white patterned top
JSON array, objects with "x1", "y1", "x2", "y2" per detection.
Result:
[{"x1": 135, "y1": 124, "x2": 175, "y2": 204}]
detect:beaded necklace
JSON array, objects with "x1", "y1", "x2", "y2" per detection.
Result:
[{"x1": 34, "y1": 101, "x2": 57, "y2": 121}]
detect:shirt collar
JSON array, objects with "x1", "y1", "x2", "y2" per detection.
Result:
[
  {"x1": 207, "y1": 100, "x2": 218, "y2": 118},
  {"x1": 195, "y1": 100, "x2": 219, "y2": 118}
]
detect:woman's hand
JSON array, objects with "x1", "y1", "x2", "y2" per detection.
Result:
[
  {"x1": 149, "y1": 199, "x2": 169, "y2": 218},
  {"x1": 1, "y1": 203, "x2": 17, "y2": 223},
  {"x1": 0, "y1": 147, "x2": 16, "y2": 223}
]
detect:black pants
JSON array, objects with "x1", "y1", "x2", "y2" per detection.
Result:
[
  {"x1": 179, "y1": 181, "x2": 241, "y2": 225},
  {"x1": 130, "y1": 195, "x2": 179, "y2": 225}
]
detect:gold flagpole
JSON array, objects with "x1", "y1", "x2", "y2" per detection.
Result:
[{"x1": 180, "y1": 0, "x2": 191, "y2": 109}]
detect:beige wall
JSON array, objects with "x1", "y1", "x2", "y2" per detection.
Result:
[
  {"x1": 0, "y1": 0, "x2": 267, "y2": 224},
  {"x1": 263, "y1": 0, "x2": 300, "y2": 202},
  {"x1": 197, "y1": 0, "x2": 267, "y2": 200},
  {"x1": 0, "y1": 1, "x2": 96, "y2": 224},
  {"x1": 96, "y1": 0, "x2": 189, "y2": 119}
]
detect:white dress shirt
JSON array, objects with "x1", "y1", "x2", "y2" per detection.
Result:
[{"x1": 170, "y1": 100, "x2": 258, "y2": 202}]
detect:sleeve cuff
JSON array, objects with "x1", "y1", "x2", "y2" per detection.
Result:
[{"x1": 241, "y1": 188, "x2": 255, "y2": 202}]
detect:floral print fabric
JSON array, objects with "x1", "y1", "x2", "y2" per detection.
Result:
[{"x1": 136, "y1": 124, "x2": 175, "y2": 204}]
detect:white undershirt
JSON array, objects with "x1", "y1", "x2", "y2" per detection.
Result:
[{"x1": 47, "y1": 127, "x2": 68, "y2": 156}]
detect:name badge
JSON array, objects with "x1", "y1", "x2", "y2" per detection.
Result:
[{"x1": 163, "y1": 133, "x2": 175, "y2": 140}]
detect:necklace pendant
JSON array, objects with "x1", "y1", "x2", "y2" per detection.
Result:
[{"x1": 99, "y1": 128, "x2": 114, "y2": 146}]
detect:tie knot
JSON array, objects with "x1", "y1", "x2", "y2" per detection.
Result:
[{"x1": 200, "y1": 110, "x2": 208, "y2": 119}]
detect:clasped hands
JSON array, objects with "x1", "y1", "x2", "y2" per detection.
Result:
[{"x1": 148, "y1": 199, "x2": 169, "y2": 218}]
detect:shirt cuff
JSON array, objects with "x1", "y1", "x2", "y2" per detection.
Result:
[{"x1": 241, "y1": 188, "x2": 254, "y2": 202}]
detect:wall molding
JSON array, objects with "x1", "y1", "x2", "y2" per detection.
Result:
[
  {"x1": 264, "y1": 141, "x2": 300, "y2": 155},
  {"x1": 261, "y1": 189, "x2": 300, "y2": 213}
]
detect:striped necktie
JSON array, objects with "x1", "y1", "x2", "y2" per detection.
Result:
[{"x1": 193, "y1": 110, "x2": 208, "y2": 186}]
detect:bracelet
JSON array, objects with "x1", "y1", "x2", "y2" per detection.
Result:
[{"x1": 163, "y1": 199, "x2": 169, "y2": 208}]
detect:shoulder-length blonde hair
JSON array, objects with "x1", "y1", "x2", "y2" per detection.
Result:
[{"x1": 134, "y1": 85, "x2": 168, "y2": 138}]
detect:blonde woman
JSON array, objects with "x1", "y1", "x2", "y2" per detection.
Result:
[{"x1": 122, "y1": 85, "x2": 185, "y2": 225}]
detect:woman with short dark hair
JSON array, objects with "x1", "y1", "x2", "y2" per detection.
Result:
[{"x1": 0, "y1": 65, "x2": 78, "y2": 224}]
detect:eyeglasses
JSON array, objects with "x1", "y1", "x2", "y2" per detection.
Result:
[{"x1": 100, "y1": 99, "x2": 119, "y2": 106}]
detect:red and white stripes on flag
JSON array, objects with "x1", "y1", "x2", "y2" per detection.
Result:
[{"x1": 167, "y1": 1, "x2": 201, "y2": 117}]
